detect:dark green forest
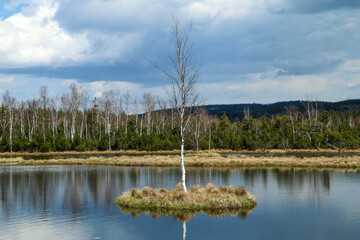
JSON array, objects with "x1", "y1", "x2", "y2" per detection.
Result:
[
  {"x1": 1, "y1": 85, "x2": 360, "y2": 152},
  {"x1": 205, "y1": 99, "x2": 360, "y2": 121}
]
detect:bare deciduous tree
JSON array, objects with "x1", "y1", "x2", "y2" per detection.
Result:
[
  {"x1": 124, "y1": 92, "x2": 131, "y2": 135},
  {"x1": 143, "y1": 93, "x2": 155, "y2": 136},
  {"x1": 285, "y1": 105, "x2": 299, "y2": 143},
  {"x1": 27, "y1": 98, "x2": 39, "y2": 141},
  {"x1": 39, "y1": 85, "x2": 48, "y2": 139},
  {"x1": 192, "y1": 108, "x2": 208, "y2": 154},
  {"x1": 69, "y1": 83, "x2": 83, "y2": 141},
  {"x1": 101, "y1": 91, "x2": 115, "y2": 150},
  {"x1": 3, "y1": 91, "x2": 16, "y2": 152},
  {"x1": 158, "y1": 18, "x2": 201, "y2": 192},
  {"x1": 133, "y1": 97, "x2": 139, "y2": 134},
  {"x1": 19, "y1": 100, "x2": 25, "y2": 136}
]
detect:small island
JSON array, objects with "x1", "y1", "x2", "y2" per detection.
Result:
[{"x1": 115, "y1": 183, "x2": 257, "y2": 214}]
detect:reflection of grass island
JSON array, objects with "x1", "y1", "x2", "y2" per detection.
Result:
[{"x1": 115, "y1": 183, "x2": 257, "y2": 215}]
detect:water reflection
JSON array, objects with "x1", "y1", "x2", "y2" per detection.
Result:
[
  {"x1": 182, "y1": 221, "x2": 187, "y2": 240},
  {"x1": 2, "y1": 166, "x2": 360, "y2": 239},
  {"x1": 120, "y1": 207, "x2": 254, "y2": 240},
  {"x1": 274, "y1": 169, "x2": 330, "y2": 191},
  {"x1": 241, "y1": 168, "x2": 331, "y2": 202},
  {"x1": 0, "y1": 166, "x2": 233, "y2": 218},
  {"x1": 0, "y1": 166, "x2": 335, "y2": 220}
]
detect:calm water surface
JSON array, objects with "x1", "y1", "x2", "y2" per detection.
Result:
[{"x1": 1, "y1": 165, "x2": 360, "y2": 239}]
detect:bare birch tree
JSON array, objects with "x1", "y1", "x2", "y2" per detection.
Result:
[
  {"x1": 101, "y1": 91, "x2": 114, "y2": 150},
  {"x1": 192, "y1": 108, "x2": 207, "y2": 154},
  {"x1": 69, "y1": 83, "x2": 83, "y2": 141},
  {"x1": 114, "y1": 91, "x2": 123, "y2": 130},
  {"x1": 143, "y1": 93, "x2": 155, "y2": 136},
  {"x1": 124, "y1": 92, "x2": 131, "y2": 135},
  {"x1": 284, "y1": 105, "x2": 299, "y2": 143},
  {"x1": 27, "y1": 98, "x2": 38, "y2": 141},
  {"x1": 133, "y1": 97, "x2": 139, "y2": 134},
  {"x1": 39, "y1": 85, "x2": 48, "y2": 139},
  {"x1": 158, "y1": 18, "x2": 201, "y2": 192},
  {"x1": 49, "y1": 96, "x2": 59, "y2": 139},
  {"x1": 19, "y1": 100, "x2": 25, "y2": 136},
  {"x1": 3, "y1": 91, "x2": 16, "y2": 152}
]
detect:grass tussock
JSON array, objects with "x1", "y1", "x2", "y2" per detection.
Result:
[{"x1": 115, "y1": 183, "x2": 257, "y2": 214}]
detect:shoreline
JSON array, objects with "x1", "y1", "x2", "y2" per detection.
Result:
[
  {"x1": 1, "y1": 154, "x2": 360, "y2": 169},
  {"x1": 0, "y1": 148, "x2": 359, "y2": 157}
]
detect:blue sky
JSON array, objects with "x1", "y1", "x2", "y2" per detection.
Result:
[{"x1": 0, "y1": 0, "x2": 360, "y2": 104}]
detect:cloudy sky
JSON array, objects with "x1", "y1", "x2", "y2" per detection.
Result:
[{"x1": 0, "y1": 0, "x2": 360, "y2": 104}]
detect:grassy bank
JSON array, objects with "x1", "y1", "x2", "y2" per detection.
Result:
[
  {"x1": 115, "y1": 183, "x2": 257, "y2": 215},
  {"x1": 2, "y1": 154, "x2": 360, "y2": 169},
  {"x1": 0, "y1": 148, "x2": 360, "y2": 156}
]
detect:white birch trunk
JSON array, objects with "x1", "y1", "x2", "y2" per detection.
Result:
[
  {"x1": 147, "y1": 112, "x2": 151, "y2": 135},
  {"x1": 180, "y1": 115, "x2": 187, "y2": 192},
  {"x1": 20, "y1": 109, "x2": 24, "y2": 135},
  {"x1": 208, "y1": 127, "x2": 211, "y2": 155},
  {"x1": 140, "y1": 116, "x2": 143, "y2": 137},
  {"x1": 107, "y1": 118, "x2": 111, "y2": 150},
  {"x1": 80, "y1": 112, "x2": 84, "y2": 138},
  {"x1": 9, "y1": 109, "x2": 13, "y2": 152},
  {"x1": 125, "y1": 115, "x2": 128, "y2": 135},
  {"x1": 85, "y1": 112, "x2": 88, "y2": 139},
  {"x1": 182, "y1": 222, "x2": 187, "y2": 240},
  {"x1": 27, "y1": 114, "x2": 32, "y2": 141},
  {"x1": 71, "y1": 111, "x2": 76, "y2": 141}
]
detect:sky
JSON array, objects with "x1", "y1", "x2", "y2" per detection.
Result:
[{"x1": 0, "y1": 0, "x2": 360, "y2": 104}]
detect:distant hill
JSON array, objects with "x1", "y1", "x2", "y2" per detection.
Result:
[{"x1": 203, "y1": 99, "x2": 360, "y2": 121}]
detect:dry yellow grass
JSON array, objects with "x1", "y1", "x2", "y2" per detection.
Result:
[
  {"x1": 0, "y1": 148, "x2": 359, "y2": 157},
  {"x1": 115, "y1": 182, "x2": 257, "y2": 218},
  {"x1": 1, "y1": 154, "x2": 360, "y2": 169},
  {"x1": 0, "y1": 149, "x2": 183, "y2": 157}
]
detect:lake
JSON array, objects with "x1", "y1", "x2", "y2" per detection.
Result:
[{"x1": 1, "y1": 165, "x2": 360, "y2": 239}]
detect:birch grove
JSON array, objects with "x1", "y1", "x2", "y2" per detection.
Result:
[{"x1": 0, "y1": 86, "x2": 359, "y2": 153}]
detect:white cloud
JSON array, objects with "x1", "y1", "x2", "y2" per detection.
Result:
[
  {"x1": 0, "y1": 1, "x2": 89, "y2": 67},
  {"x1": 199, "y1": 65, "x2": 360, "y2": 104},
  {"x1": 0, "y1": 76, "x2": 167, "y2": 106},
  {"x1": 0, "y1": 75, "x2": 15, "y2": 84},
  {"x1": 0, "y1": 0, "x2": 143, "y2": 68}
]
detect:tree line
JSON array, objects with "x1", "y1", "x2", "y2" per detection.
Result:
[{"x1": 0, "y1": 85, "x2": 359, "y2": 153}]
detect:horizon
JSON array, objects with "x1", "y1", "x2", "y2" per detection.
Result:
[{"x1": 204, "y1": 98, "x2": 360, "y2": 106}]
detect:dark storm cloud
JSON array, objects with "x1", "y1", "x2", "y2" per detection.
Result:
[
  {"x1": 196, "y1": 8, "x2": 360, "y2": 78},
  {"x1": 271, "y1": 0, "x2": 360, "y2": 14},
  {"x1": 0, "y1": 65, "x2": 165, "y2": 87}
]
